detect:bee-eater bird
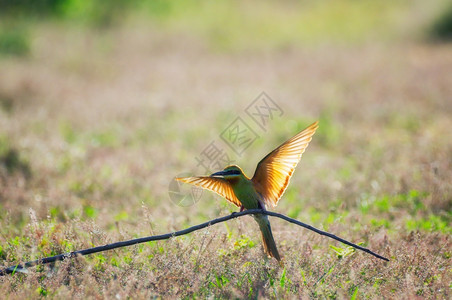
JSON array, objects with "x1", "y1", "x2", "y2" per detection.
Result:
[{"x1": 176, "y1": 121, "x2": 319, "y2": 262}]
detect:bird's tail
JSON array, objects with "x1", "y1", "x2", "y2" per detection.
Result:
[{"x1": 254, "y1": 215, "x2": 281, "y2": 262}]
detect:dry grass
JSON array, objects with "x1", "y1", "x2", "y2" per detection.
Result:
[{"x1": 1, "y1": 8, "x2": 451, "y2": 298}]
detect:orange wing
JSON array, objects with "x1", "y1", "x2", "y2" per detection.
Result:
[
  {"x1": 252, "y1": 121, "x2": 319, "y2": 208},
  {"x1": 175, "y1": 176, "x2": 242, "y2": 207}
]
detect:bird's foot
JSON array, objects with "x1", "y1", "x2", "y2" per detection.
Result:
[{"x1": 240, "y1": 205, "x2": 245, "y2": 212}]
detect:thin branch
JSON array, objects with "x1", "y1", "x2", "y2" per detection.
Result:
[{"x1": 0, "y1": 209, "x2": 389, "y2": 276}]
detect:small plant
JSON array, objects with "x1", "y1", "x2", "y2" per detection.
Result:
[
  {"x1": 233, "y1": 235, "x2": 256, "y2": 250},
  {"x1": 330, "y1": 244, "x2": 356, "y2": 259}
]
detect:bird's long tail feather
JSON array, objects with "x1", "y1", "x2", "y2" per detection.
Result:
[{"x1": 254, "y1": 215, "x2": 281, "y2": 261}]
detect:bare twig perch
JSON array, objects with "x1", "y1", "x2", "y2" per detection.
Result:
[{"x1": 0, "y1": 209, "x2": 389, "y2": 276}]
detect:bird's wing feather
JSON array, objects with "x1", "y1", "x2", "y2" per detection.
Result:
[
  {"x1": 252, "y1": 121, "x2": 319, "y2": 207},
  {"x1": 175, "y1": 176, "x2": 242, "y2": 207}
]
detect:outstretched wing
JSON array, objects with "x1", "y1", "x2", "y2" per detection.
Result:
[
  {"x1": 252, "y1": 121, "x2": 319, "y2": 208},
  {"x1": 175, "y1": 176, "x2": 242, "y2": 207}
]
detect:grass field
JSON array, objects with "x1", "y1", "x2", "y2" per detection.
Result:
[{"x1": 1, "y1": 0, "x2": 451, "y2": 298}]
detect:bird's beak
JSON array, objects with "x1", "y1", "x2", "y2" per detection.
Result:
[{"x1": 210, "y1": 170, "x2": 229, "y2": 177}]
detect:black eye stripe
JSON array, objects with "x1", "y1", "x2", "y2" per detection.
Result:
[{"x1": 228, "y1": 170, "x2": 241, "y2": 175}]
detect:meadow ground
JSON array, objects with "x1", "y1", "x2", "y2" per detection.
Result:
[{"x1": 1, "y1": 1, "x2": 451, "y2": 298}]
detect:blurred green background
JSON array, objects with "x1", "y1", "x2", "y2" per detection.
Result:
[
  {"x1": 0, "y1": 0, "x2": 451, "y2": 298},
  {"x1": 1, "y1": 0, "x2": 452, "y2": 56}
]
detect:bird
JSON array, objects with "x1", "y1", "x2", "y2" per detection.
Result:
[{"x1": 176, "y1": 121, "x2": 319, "y2": 262}]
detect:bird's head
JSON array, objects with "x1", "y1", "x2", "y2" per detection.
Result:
[{"x1": 210, "y1": 165, "x2": 244, "y2": 180}]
